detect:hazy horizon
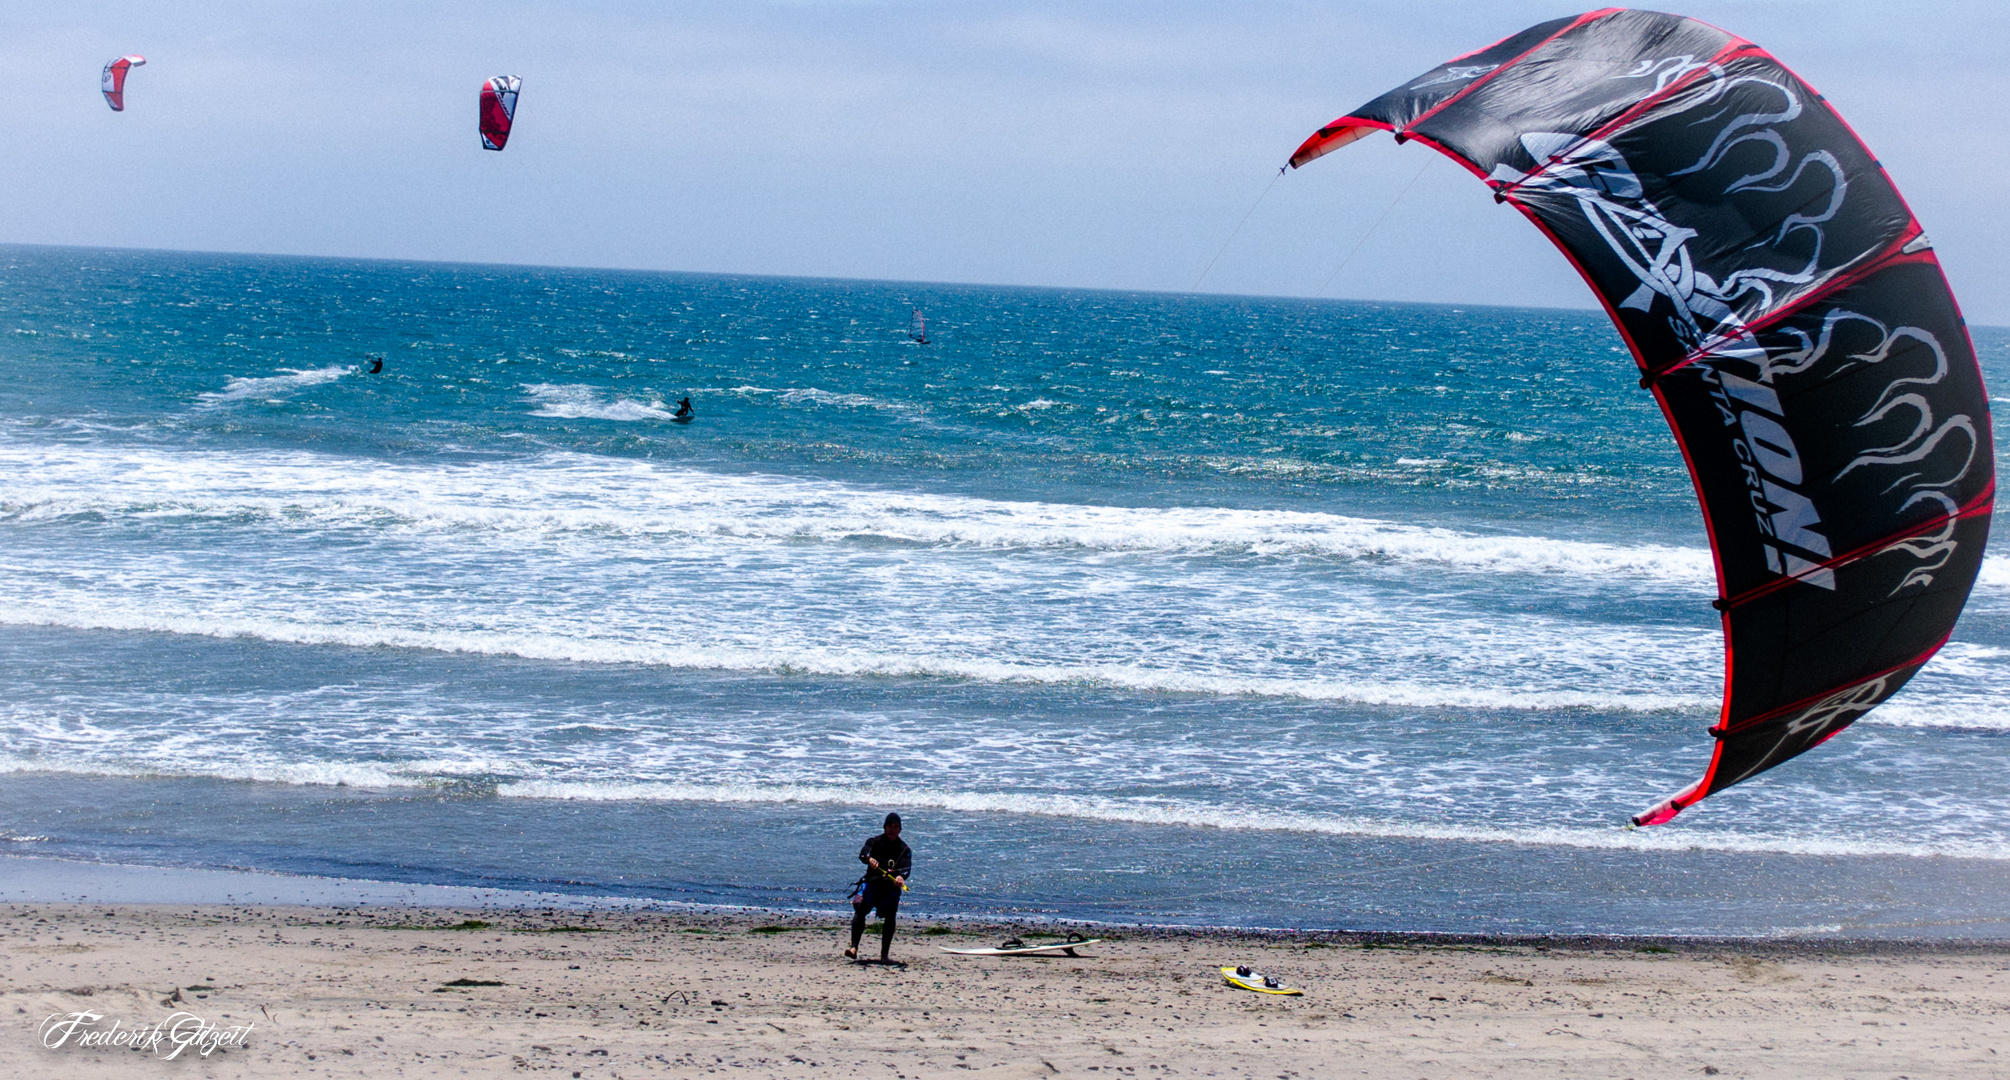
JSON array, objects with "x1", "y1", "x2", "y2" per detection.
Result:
[
  {"x1": 5, "y1": 2, "x2": 2006, "y2": 322},
  {"x1": 20, "y1": 240, "x2": 2010, "y2": 336}
]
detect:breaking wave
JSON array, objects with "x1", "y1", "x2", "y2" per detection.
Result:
[
  {"x1": 0, "y1": 440, "x2": 1725, "y2": 582},
  {"x1": 4, "y1": 751, "x2": 2002, "y2": 861},
  {"x1": 498, "y1": 778, "x2": 2010, "y2": 860},
  {"x1": 0, "y1": 601, "x2": 1713, "y2": 712}
]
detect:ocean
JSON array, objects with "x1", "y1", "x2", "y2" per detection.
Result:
[{"x1": 2, "y1": 244, "x2": 2006, "y2": 937}]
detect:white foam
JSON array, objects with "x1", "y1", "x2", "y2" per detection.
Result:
[
  {"x1": 0, "y1": 601, "x2": 1713, "y2": 712},
  {"x1": 496, "y1": 778, "x2": 2010, "y2": 861},
  {"x1": 724, "y1": 385, "x2": 917, "y2": 414},
  {"x1": 197, "y1": 364, "x2": 350, "y2": 404},
  {"x1": 7, "y1": 744, "x2": 2000, "y2": 862},
  {"x1": 1861, "y1": 701, "x2": 2010, "y2": 732},
  {"x1": 522, "y1": 383, "x2": 677, "y2": 421},
  {"x1": 1866, "y1": 705, "x2": 2010, "y2": 730},
  {"x1": 1980, "y1": 557, "x2": 2010, "y2": 590},
  {"x1": 1853, "y1": 644, "x2": 2010, "y2": 730},
  {"x1": 0, "y1": 439, "x2": 1722, "y2": 583},
  {"x1": 2, "y1": 437, "x2": 1998, "y2": 718},
  {"x1": 0, "y1": 751, "x2": 418, "y2": 790}
]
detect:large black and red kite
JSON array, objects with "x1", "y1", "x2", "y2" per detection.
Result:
[{"x1": 1290, "y1": 9, "x2": 1995, "y2": 824}]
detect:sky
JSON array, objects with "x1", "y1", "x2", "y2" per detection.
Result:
[{"x1": 2, "y1": 1, "x2": 2006, "y2": 321}]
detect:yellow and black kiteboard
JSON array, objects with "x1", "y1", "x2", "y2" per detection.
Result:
[{"x1": 1221, "y1": 965, "x2": 1302, "y2": 995}]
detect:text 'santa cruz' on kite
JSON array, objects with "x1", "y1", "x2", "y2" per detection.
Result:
[
  {"x1": 101, "y1": 55, "x2": 145, "y2": 112},
  {"x1": 480, "y1": 76, "x2": 521, "y2": 151},
  {"x1": 1288, "y1": 8, "x2": 1994, "y2": 825}
]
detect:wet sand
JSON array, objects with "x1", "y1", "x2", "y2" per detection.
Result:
[{"x1": 3, "y1": 903, "x2": 2007, "y2": 1078}]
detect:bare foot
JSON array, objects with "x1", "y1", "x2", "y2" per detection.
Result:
[{"x1": 843, "y1": 947, "x2": 856, "y2": 959}]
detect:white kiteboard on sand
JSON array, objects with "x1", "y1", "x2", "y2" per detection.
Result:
[
  {"x1": 940, "y1": 934, "x2": 1102, "y2": 957},
  {"x1": 1221, "y1": 965, "x2": 1302, "y2": 995}
]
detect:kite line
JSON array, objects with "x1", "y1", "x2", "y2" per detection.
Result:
[
  {"x1": 1315, "y1": 156, "x2": 1432, "y2": 297},
  {"x1": 1189, "y1": 167, "x2": 1286, "y2": 293}
]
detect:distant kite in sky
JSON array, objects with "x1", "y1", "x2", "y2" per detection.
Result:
[
  {"x1": 1288, "y1": 9, "x2": 1993, "y2": 825},
  {"x1": 480, "y1": 76, "x2": 521, "y2": 151},
  {"x1": 101, "y1": 55, "x2": 145, "y2": 112}
]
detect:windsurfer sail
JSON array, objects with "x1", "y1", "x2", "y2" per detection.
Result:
[
  {"x1": 479, "y1": 76, "x2": 521, "y2": 151},
  {"x1": 909, "y1": 309, "x2": 930, "y2": 345},
  {"x1": 1286, "y1": 9, "x2": 1994, "y2": 825},
  {"x1": 101, "y1": 55, "x2": 145, "y2": 112}
]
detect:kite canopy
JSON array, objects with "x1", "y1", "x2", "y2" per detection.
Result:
[
  {"x1": 480, "y1": 76, "x2": 521, "y2": 151},
  {"x1": 1291, "y1": 8, "x2": 1994, "y2": 824},
  {"x1": 101, "y1": 55, "x2": 145, "y2": 112}
]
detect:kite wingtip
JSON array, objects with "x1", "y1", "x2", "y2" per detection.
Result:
[{"x1": 1630, "y1": 796, "x2": 1684, "y2": 828}]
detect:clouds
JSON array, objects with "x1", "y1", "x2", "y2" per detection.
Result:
[{"x1": 0, "y1": 1, "x2": 2002, "y2": 322}]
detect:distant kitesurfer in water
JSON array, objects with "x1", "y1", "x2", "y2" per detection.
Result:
[
  {"x1": 673, "y1": 397, "x2": 693, "y2": 420},
  {"x1": 366, "y1": 355, "x2": 384, "y2": 374},
  {"x1": 845, "y1": 813, "x2": 911, "y2": 963}
]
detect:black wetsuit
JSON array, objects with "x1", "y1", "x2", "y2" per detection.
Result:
[{"x1": 849, "y1": 833, "x2": 912, "y2": 960}]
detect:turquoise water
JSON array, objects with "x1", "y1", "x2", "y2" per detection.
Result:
[{"x1": 1, "y1": 244, "x2": 2006, "y2": 935}]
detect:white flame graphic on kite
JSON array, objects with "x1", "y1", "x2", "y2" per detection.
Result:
[
  {"x1": 1483, "y1": 71, "x2": 1970, "y2": 596},
  {"x1": 1773, "y1": 312, "x2": 1981, "y2": 592},
  {"x1": 1486, "y1": 75, "x2": 1847, "y2": 366}
]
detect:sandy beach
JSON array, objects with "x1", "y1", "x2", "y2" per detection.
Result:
[
  {"x1": 6, "y1": 3, "x2": 2010, "y2": 1077},
  {"x1": 3, "y1": 902, "x2": 2006, "y2": 1079}
]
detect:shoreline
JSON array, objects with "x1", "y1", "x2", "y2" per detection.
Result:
[
  {"x1": 7, "y1": 853, "x2": 2010, "y2": 955},
  {"x1": 12, "y1": 770, "x2": 2010, "y2": 939},
  {"x1": 5, "y1": 901, "x2": 2008, "y2": 1078}
]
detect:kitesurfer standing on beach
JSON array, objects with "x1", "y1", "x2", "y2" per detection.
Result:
[{"x1": 845, "y1": 813, "x2": 910, "y2": 963}]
